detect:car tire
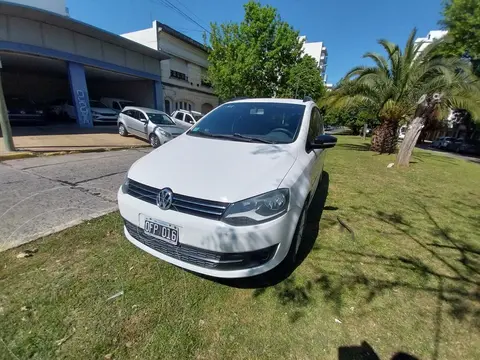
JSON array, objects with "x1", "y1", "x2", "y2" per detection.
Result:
[
  {"x1": 118, "y1": 124, "x2": 128, "y2": 137},
  {"x1": 279, "y1": 203, "x2": 308, "y2": 272},
  {"x1": 150, "y1": 134, "x2": 161, "y2": 148}
]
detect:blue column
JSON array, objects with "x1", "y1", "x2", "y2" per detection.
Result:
[
  {"x1": 153, "y1": 81, "x2": 164, "y2": 111},
  {"x1": 67, "y1": 62, "x2": 93, "y2": 128}
]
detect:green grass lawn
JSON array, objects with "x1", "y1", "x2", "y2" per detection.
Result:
[{"x1": 1, "y1": 136, "x2": 479, "y2": 360}]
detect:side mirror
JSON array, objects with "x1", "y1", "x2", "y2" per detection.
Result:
[{"x1": 311, "y1": 134, "x2": 337, "y2": 149}]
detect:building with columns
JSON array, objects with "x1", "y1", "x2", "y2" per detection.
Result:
[{"x1": 0, "y1": 1, "x2": 169, "y2": 128}]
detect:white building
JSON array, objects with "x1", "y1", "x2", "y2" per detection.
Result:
[
  {"x1": 123, "y1": 21, "x2": 218, "y2": 115},
  {"x1": 6, "y1": 0, "x2": 68, "y2": 16},
  {"x1": 299, "y1": 35, "x2": 328, "y2": 82},
  {"x1": 414, "y1": 30, "x2": 448, "y2": 54}
]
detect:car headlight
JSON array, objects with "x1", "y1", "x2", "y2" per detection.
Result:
[
  {"x1": 35, "y1": 110, "x2": 43, "y2": 115},
  {"x1": 157, "y1": 128, "x2": 172, "y2": 138},
  {"x1": 222, "y1": 189, "x2": 289, "y2": 226},
  {"x1": 121, "y1": 176, "x2": 130, "y2": 193}
]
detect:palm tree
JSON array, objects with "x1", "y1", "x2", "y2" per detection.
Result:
[{"x1": 327, "y1": 28, "x2": 480, "y2": 163}]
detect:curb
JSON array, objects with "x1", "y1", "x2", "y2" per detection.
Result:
[{"x1": 0, "y1": 145, "x2": 150, "y2": 162}]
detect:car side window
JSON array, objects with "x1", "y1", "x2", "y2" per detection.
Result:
[
  {"x1": 113, "y1": 102, "x2": 121, "y2": 111},
  {"x1": 306, "y1": 108, "x2": 321, "y2": 147},
  {"x1": 185, "y1": 114, "x2": 194, "y2": 124},
  {"x1": 123, "y1": 110, "x2": 133, "y2": 117},
  {"x1": 175, "y1": 112, "x2": 184, "y2": 120},
  {"x1": 138, "y1": 112, "x2": 147, "y2": 121}
]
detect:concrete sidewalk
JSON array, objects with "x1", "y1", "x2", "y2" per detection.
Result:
[{"x1": 1, "y1": 124, "x2": 148, "y2": 156}]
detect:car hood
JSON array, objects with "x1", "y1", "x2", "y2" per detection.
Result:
[
  {"x1": 156, "y1": 125, "x2": 188, "y2": 136},
  {"x1": 128, "y1": 135, "x2": 297, "y2": 202},
  {"x1": 91, "y1": 107, "x2": 117, "y2": 115}
]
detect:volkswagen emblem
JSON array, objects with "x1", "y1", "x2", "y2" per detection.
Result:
[{"x1": 157, "y1": 188, "x2": 173, "y2": 210}]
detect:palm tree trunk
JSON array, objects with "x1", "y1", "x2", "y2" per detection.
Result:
[
  {"x1": 396, "y1": 117, "x2": 424, "y2": 167},
  {"x1": 371, "y1": 118, "x2": 398, "y2": 153}
]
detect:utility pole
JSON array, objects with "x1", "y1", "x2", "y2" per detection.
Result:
[{"x1": 0, "y1": 57, "x2": 15, "y2": 152}]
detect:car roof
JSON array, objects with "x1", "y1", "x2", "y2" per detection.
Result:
[
  {"x1": 177, "y1": 109, "x2": 203, "y2": 115},
  {"x1": 225, "y1": 98, "x2": 312, "y2": 105},
  {"x1": 123, "y1": 106, "x2": 166, "y2": 114},
  {"x1": 102, "y1": 97, "x2": 133, "y2": 102}
]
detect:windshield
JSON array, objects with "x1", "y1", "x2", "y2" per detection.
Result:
[
  {"x1": 147, "y1": 113, "x2": 176, "y2": 125},
  {"x1": 193, "y1": 114, "x2": 203, "y2": 121},
  {"x1": 119, "y1": 101, "x2": 134, "y2": 109},
  {"x1": 90, "y1": 100, "x2": 108, "y2": 108},
  {"x1": 188, "y1": 102, "x2": 305, "y2": 143}
]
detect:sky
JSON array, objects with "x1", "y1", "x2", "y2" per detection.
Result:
[{"x1": 66, "y1": 0, "x2": 445, "y2": 84}]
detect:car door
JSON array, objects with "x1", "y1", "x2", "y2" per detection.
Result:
[
  {"x1": 184, "y1": 114, "x2": 195, "y2": 124},
  {"x1": 136, "y1": 111, "x2": 150, "y2": 139},
  {"x1": 123, "y1": 110, "x2": 143, "y2": 137},
  {"x1": 128, "y1": 110, "x2": 148, "y2": 139}
]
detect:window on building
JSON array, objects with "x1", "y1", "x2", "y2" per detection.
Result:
[
  {"x1": 170, "y1": 70, "x2": 188, "y2": 81},
  {"x1": 164, "y1": 99, "x2": 171, "y2": 114},
  {"x1": 188, "y1": 103, "x2": 192, "y2": 111}
]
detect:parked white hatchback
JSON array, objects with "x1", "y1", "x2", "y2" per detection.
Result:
[{"x1": 118, "y1": 98, "x2": 336, "y2": 278}]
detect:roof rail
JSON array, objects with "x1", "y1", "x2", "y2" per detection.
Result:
[
  {"x1": 303, "y1": 96, "x2": 313, "y2": 102},
  {"x1": 228, "y1": 97, "x2": 249, "y2": 102}
]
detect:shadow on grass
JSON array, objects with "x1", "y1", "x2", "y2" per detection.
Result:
[
  {"x1": 412, "y1": 151, "x2": 459, "y2": 165},
  {"x1": 338, "y1": 341, "x2": 419, "y2": 360},
  {"x1": 336, "y1": 143, "x2": 372, "y2": 152},
  {"x1": 249, "y1": 186, "x2": 479, "y2": 357}
]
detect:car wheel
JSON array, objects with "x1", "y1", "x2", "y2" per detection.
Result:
[
  {"x1": 118, "y1": 124, "x2": 128, "y2": 137},
  {"x1": 280, "y1": 204, "x2": 307, "y2": 272},
  {"x1": 150, "y1": 134, "x2": 161, "y2": 148}
]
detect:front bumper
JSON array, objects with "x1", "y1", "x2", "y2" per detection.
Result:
[
  {"x1": 93, "y1": 115, "x2": 118, "y2": 123},
  {"x1": 118, "y1": 187, "x2": 301, "y2": 278}
]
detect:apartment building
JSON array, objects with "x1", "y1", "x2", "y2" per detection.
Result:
[
  {"x1": 122, "y1": 21, "x2": 218, "y2": 115},
  {"x1": 299, "y1": 35, "x2": 328, "y2": 82}
]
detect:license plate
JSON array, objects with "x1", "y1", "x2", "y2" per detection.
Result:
[{"x1": 144, "y1": 218, "x2": 179, "y2": 245}]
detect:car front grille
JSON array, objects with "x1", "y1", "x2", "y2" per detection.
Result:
[
  {"x1": 124, "y1": 220, "x2": 278, "y2": 270},
  {"x1": 127, "y1": 179, "x2": 229, "y2": 220}
]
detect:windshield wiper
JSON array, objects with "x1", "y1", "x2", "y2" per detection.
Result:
[
  {"x1": 233, "y1": 133, "x2": 275, "y2": 144},
  {"x1": 191, "y1": 130, "x2": 275, "y2": 144}
]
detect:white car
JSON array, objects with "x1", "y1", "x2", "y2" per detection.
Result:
[
  {"x1": 118, "y1": 98, "x2": 336, "y2": 278},
  {"x1": 171, "y1": 110, "x2": 203, "y2": 125},
  {"x1": 118, "y1": 106, "x2": 190, "y2": 148},
  {"x1": 100, "y1": 97, "x2": 135, "y2": 113},
  {"x1": 49, "y1": 99, "x2": 118, "y2": 123}
]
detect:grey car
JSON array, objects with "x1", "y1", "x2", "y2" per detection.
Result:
[{"x1": 118, "y1": 106, "x2": 190, "y2": 148}]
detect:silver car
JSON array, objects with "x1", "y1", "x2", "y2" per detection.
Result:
[{"x1": 118, "y1": 107, "x2": 189, "y2": 148}]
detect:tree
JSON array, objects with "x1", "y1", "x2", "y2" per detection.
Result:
[
  {"x1": 323, "y1": 104, "x2": 377, "y2": 134},
  {"x1": 326, "y1": 28, "x2": 480, "y2": 163},
  {"x1": 440, "y1": 0, "x2": 480, "y2": 59},
  {"x1": 278, "y1": 55, "x2": 326, "y2": 101},
  {"x1": 207, "y1": 1, "x2": 302, "y2": 101}
]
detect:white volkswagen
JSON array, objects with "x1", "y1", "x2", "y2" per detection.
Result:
[{"x1": 118, "y1": 98, "x2": 336, "y2": 278}]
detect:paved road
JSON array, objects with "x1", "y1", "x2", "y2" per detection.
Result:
[
  {"x1": 416, "y1": 144, "x2": 480, "y2": 164},
  {"x1": 0, "y1": 148, "x2": 151, "y2": 251}
]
